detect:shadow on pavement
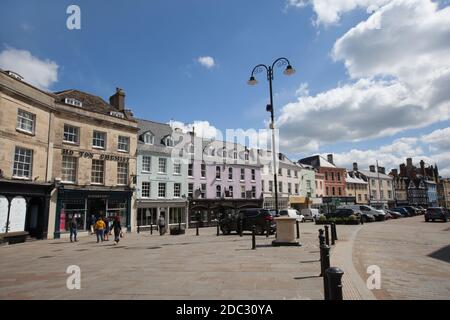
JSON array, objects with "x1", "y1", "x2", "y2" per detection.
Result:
[
  {"x1": 428, "y1": 245, "x2": 450, "y2": 263},
  {"x1": 293, "y1": 275, "x2": 320, "y2": 280}
]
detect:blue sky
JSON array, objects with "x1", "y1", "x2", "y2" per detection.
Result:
[{"x1": 1, "y1": 0, "x2": 449, "y2": 175}]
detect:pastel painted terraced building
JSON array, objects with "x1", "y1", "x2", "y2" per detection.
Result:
[
  {"x1": 135, "y1": 119, "x2": 188, "y2": 229},
  {"x1": 181, "y1": 134, "x2": 263, "y2": 227}
]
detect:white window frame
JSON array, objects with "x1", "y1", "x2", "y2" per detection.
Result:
[
  {"x1": 13, "y1": 146, "x2": 33, "y2": 179},
  {"x1": 61, "y1": 155, "x2": 77, "y2": 183},
  {"x1": 117, "y1": 162, "x2": 128, "y2": 185},
  {"x1": 118, "y1": 136, "x2": 130, "y2": 153},
  {"x1": 158, "y1": 182, "x2": 166, "y2": 198},
  {"x1": 228, "y1": 167, "x2": 233, "y2": 180},
  {"x1": 142, "y1": 156, "x2": 151, "y2": 173},
  {"x1": 93, "y1": 131, "x2": 106, "y2": 149},
  {"x1": 240, "y1": 168, "x2": 245, "y2": 181},
  {"x1": 141, "y1": 182, "x2": 151, "y2": 198},
  {"x1": 91, "y1": 159, "x2": 105, "y2": 185},
  {"x1": 251, "y1": 169, "x2": 256, "y2": 181},
  {"x1": 174, "y1": 183, "x2": 181, "y2": 198},
  {"x1": 144, "y1": 132, "x2": 154, "y2": 145},
  {"x1": 201, "y1": 163, "x2": 206, "y2": 178},
  {"x1": 16, "y1": 109, "x2": 35, "y2": 134},
  {"x1": 158, "y1": 158, "x2": 167, "y2": 174},
  {"x1": 63, "y1": 124, "x2": 79, "y2": 144},
  {"x1": 173, "y1": 162, "x2": 181, "y2": 175},
  {"x1": 216, "y1": 166, "x2": 221, "y2": 180},
  {"x1": 216, "y1": 185, "x2": 222, "y2": 198}
]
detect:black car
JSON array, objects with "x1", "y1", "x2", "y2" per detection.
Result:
[
  {"x1": 392, "y1": 207, "x2": 410, "y2": 217},
  {"x1": 402, "y1": 206, "x2": 420, "y2": 216},
  {"x1": 219, "y1": 208, "x2": 276, "y2": 235},
  {"x1": 425, "y1": 207, "x2": 449, "y2": 222}
]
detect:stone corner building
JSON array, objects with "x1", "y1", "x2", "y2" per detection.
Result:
[{"x1": 0, "y1": 70, "x2": 138, "y2": 240}]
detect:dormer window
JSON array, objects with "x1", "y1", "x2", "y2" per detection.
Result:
[
  {"x1": 65, "y1": 98, "x2": 83, "y2": 108},
  {"x1": 163, "y1": 136, "x2": 174, "y2": 147},
  {"x1": 143, "y1": 132, "x2": 154, "y2": 145}
]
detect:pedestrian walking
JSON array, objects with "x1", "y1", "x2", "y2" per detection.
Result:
[
  {"x1": 103, "y1": 216, "x2": 110, "y2": 241},
  {"x1": 94, "y1": 217, "x2": 106, "y2": 243},
  {"x1": 70, "y1": 215, "x2": 78, "y2": 243},
  {"x1": 90, "y1": 214, "x2": 95, "y2": 235},
  {"x1": 157, "y1": 214, "x2": 166, "y2": 236},
  {"x1": 112, "y1": 215, "x2": 122, "y2": 245}
]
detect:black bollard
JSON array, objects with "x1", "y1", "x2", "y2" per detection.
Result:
[
  {"x1": 326, "y1": 267, "x2": 344, "y2": 300},
  {"x1": 150, "y1": 223, "x2": 153, "y2": 235},
  {"x1": 360, "y1": 214, "x2": 364, "y2": 225},
  {"x1": 325, "y1": 225, "x2": 330, "y2": 246},
  {"x1": 216, "y1": 220, "x2": 220, "y2": 236},
  {"x1": 137, "y1": 225, "x2": 140, "y2": 234},
  {"x1": 296, "y1": 220, "x2": 300, "y2": 239},
  {"x1": 331, "y1": 227, "x2": 335, "y2": 245},
  {"x1": 331, "y1": 222, "x2": 338, "y2": 241},
  {"x1": 321, "y1": 245, "x2": 331, "y2": 300},
  {"x1": 266, "y1": 220, "x2": 270, "y2": 238},
  {"x1": 196, "y1": 221, "x2": 199, "y2": 236},
  {"x1": 239, "y1": 218, "x2": 243, "y2": 237},
  {"x1": 318, "y1": 229, "x2": 325, "y2": 246},
  {"x1": 252, "y1": 225, "x2": 256, "y2": 250}
]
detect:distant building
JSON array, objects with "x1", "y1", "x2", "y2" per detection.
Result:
[
  {"x1": 352, "y1": 163, "x2": 394, "y2": 209},
  {"x1": 345, "y1": 170, "x2": 369, "y2": 204},
  {"x1": 437, "y1": 178, "x2": 450, "y2": 208}
]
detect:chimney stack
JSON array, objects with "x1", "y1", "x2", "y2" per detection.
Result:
[
  {"x1": 109, "y1": 87, "x2": 125, "y2": 111},
  {"x1": 353, "y1": 162, "x2": 358, "y2": 172},
  {"x1": 327, "y1": 154, "x2": 334, "y2": 165},
  {"x1": 406, "y1": 158, "x2": 413, "y2": 167},
  {"x1": 378, "y1": 166, "x2": 385, "y2": 174},
  {"x1": 400, "y1": 164, "x2": 406, "y2": 176},
  {"x1": 420, "y1": 160, "x2": 425, "y2": 176},
  {"x1": 391, "y1": 169, "x2": 398, "y2": 176},
  {"x1": 369, "y1": 165, "x2": 376, "y2": 172}
]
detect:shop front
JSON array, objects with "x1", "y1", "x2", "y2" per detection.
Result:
[
  {"x1": 54, "y1": 186, "x2": 132, "y2": 239},
  {"x1": 136, "y1": 200, "x2": 188, "y2": 230},
  {"x1": 189, "y1": 199, "x2": 263, "y2": 228},
  {"x1": 0, "y1": 180, "x2": 53, "y2": 241}
]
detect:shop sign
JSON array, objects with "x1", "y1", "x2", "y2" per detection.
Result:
[{"x1": 62, "y1": 149, "x2": 129, "y2": 162}]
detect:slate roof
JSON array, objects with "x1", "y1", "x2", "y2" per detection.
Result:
[
  {"x1": 299, "y1": 155, "x2": 336, "y2": 168},
  {"x1": 137, "y1": 119, "x2": 174, "y2": 154}
]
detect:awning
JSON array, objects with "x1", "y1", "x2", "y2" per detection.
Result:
[{"x1": 289, "y1": 196, "x2": 307, "y2": 204}]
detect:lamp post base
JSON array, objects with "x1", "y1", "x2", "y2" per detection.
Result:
[{"x1": 272, "y1": 240, "x2": 301, "y2": 247}]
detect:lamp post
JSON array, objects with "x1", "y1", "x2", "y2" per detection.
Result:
[{"x1": 248, "y1": 57, "x2": 295, "y2": 214}]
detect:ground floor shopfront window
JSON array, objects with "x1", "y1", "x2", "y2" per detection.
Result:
[
  {"x1": 169, "y1": 207, "x2": 186, "y2": 225},
  {"x1": 137, "y1": 207, "x2": 157, "y2": 226}
]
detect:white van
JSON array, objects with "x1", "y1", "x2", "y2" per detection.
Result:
[
  {"x1": 300, "y1": 208, "x2": 321, "y2": 222},
  {"x1": 278, "y1": 209, "x2": 305, "y2": 222},
  {"x1": 340, "y1": 205, "x2": 385, "y2": 220}
]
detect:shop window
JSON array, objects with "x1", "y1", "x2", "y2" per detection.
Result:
[
  {"x1": 137, "y1": 208, "x2": 156, "y2": 226},
  {"x1": 60, "y1": 199, "x2": 87, "y2": 232},
  {"x1": 107, "y1": 199, "x2": 127, "y2": 227},
  {"x1": 169, "y1": 207, "x2": 185, "y2": 224}
]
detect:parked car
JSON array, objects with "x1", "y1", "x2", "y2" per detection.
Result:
[
  {"x1": 279, "y1": 209, "x2": 305, "y2": 222},
  {"x1": 300, "y1": 208, "x2": 321, "y2": 222},
  {"x1": 384, "y1": 209, "x2": 402, "y2": 219},
  {"x1": 392, "y1": 207, "x2": 410, "y2": 217},
  {"x1": 416, "y1": 206, "x2": 426, "y2": 215},
  {"x1": 340, "y1": 205, "x2": 385, "y2": 221},
  {"x1": 402, "y1": 206, "x2": 420, "y2": 216},
  {"x1": 326, "y1": 208, "x2": 374, "y2": 222},
  {"x1": 218, "y1": 208, "x2": 276, "y2": 235},
  {"x1": 425, "y1": 207, "x2": 449, "y2": 222}
]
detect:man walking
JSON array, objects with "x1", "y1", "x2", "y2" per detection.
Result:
[
  {"x1": 157, "y1": 214, "x2": 166, "y2": 236},
  {"x1": 70, "y1": 215, "x2": 78, "y2": 243}
]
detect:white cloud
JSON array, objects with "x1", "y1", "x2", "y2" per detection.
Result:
[
  {"x1": 286, "y1": 0, "x2": 391, "y2": 26},
  {"x1": 0, "y1": 47, "x2": 58, "y2": 90},
  {"x1": 169, "y1": 120, "x2": 220, "y2": 139},
  {"x1": 295, "y1": 82, "x2": 309, "y2": 97},
  {"x1": 328, "y1": 127, "x2": 450, "y2": 177},
  {"x1": 422, "y1": 127, "x2": 450, "y2": 152},
  {"x1": 197, "y1": 56, "x2": 216, "y2": 69},
  {"x1": 277, "y1": 0, "x2": 450, "y2": 153}
]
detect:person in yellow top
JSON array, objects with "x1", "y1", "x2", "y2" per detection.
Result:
[{"x1": 94, "y1": 217, "x2": 106, "y2": 243}]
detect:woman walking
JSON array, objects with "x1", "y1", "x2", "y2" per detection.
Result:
[
  {"x1": 94, "y1": 217, "x2": 106, "y2": 243},
  {"x1": 112, "y1": 215, "x2": 122, "y2": 245}
]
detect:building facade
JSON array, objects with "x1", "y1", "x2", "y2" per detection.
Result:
[
  {"x1": 0, "y1": 70, "x2": 138, "y2": 239},
  {"x1": 354, "y1": 163, "x2": 395, "y2": 209},
  {"x1": 438, "y1": 178, "x2": 450, "y2": 208},
  {"x1": 0, "y1": 70, "x2": 54, "y2": 239},
  {"x1": 345, "y1": 171, "x2": 369, "y2": 204},
  {"x1": 299, "y1": 154, "x2": 351, "y2": 212},
  {"x1": 135, "y1": 120, "x2": 188, "y2": 230},
  {"x1": 50, "y1": 88, "x2": 138, "y2": 238},
  {"x1": 186, "y1": 137, "x2": 263, "y2": 227}
]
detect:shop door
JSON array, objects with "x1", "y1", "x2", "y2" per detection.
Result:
[{"x1": 88, "y1": 198, "x2": 107, "y2": 219}]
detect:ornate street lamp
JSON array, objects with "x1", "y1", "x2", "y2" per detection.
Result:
[{"x1": 248, "y1": 57, "x2": 296, "y2": 214}]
